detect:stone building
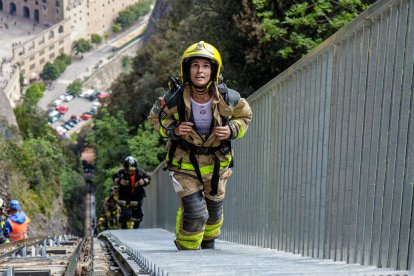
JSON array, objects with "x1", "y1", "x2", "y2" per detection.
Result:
[{"x1": 0, "y1": 0, "x2": 143, "y2": 107}]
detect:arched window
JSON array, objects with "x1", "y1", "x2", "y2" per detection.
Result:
[
  {"x1": 48, "y1": 30, "x2": 54, "y2": 39},
  {"x1": 23, "y1": 6, "x2": 30, "y2": 18},
  {"x1": 9, "y1": 2, "x2": 16, "y2": 15},
  {"x1": 58, "y1": 25, "x2": 64, "y2": 33}
]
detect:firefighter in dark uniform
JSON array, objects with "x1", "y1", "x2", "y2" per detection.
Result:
[{"x1": 112, "y1": 156, "x2": 151, "y2": 229}]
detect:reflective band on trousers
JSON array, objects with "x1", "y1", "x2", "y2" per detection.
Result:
[
  {"x1": 175, "y1": 207, "x2": 203, "y2": 249},
  {"x1": 117, "y1": 200, "x2": 140, "y2": 207},
  {"x1": 166, "y1": 156, "x2": 231, "y2": 175}
]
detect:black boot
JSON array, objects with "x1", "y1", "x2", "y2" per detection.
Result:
[{"x1": 201, "y1": 239, "x2": 215, "y2": 249}]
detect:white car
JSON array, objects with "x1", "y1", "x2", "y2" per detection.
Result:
[
  {"x1": 55, "y1": 125, "x2": 67, "y2": 134},
  {"x1": 52, "y1": 99, "x2": 62, "y2": 106},
  {"x1": 59, "y1": 94, "x2": 66, "y2": 100},
  {"x1": 64, "y1": 94, "x2": 74, "y2": 102}
]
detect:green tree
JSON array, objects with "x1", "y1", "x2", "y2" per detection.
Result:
[
  {"x1": 115, "y1": 0, "x2": 153, "y2": 28},
  {"x1": 117, "y1": 10, "x2": 135, "y2": 28},
  {"x1": 129, "y1": 122, "x2": 165, "y2": 171},
  {"x1": 85, "y1": 109, "x2": 131, "y2": 209},
  {"x1": 91, "y1": 34, "x2": 103, "y2": 44},
  {"x1": 14, "y1": 104, "x2": 48, "y2": 139},
  {"x1": 112, "y1": 23, "x2": 122, "y2": 33},
  {"x1": 40, "y1": 62, "x2": 60, "y2": 81},
  {"x1": 66, "y1": 79, "x2": 83, "y2": 96},
  {"x1": 73, "y1": 38, "x2": 92, "y2": 54},
  {"x1": 24, "y1": 82, "x2": 46, "y2": 105},
  {"x1": 56, "y1": 53, "x2": 72, "y2": 66}
]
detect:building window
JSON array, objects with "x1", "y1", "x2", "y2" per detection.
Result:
[
  {"x1": 29, "y1": 55, "x2": 35, "y2": 61},
  {"x1": 40, "y1": 50, "x2": 45, "y2": 55},
  {"x1": 59, "y1": 47, "x2": 64, "y2": 54},
  {"x1": 40, "y1": 58, "x2": 45, "y2": 64},
  {"x1": 49, "y1": 53, "x2": 55, "y2": 59},
  {"x1": 35, "y1": 1, "x2": 38, "y2": 4},
  {"x1": 49, "y1": 45, "x2": 54, "y2": 50},
  {"x1": 59, "y1": 39, "x2": 64, "y2": 45},
  {"x1": 30, "y1": 64, "x2": 35, "y2": 70},
  {"x1": 42, "y1": 0, "x2": 47, "y2": 3},
  {"x1": 55, "y1": 0, "x2": 59, "y2": 7}
]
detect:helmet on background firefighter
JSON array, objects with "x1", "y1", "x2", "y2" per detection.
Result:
[
  {"x1": 123, "y1": 156, "x2": 137, "y2": 172},
  {"x1": 180, "y1": 41, "x2": 222, "y2": 85}
]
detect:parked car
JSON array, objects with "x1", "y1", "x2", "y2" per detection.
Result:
[
  {"x1": 79, "y1": 89, "x2": 95, "y2": 98},
  {"x1": 56, "y1": 106, "x2": 69, "y2": 114},
  {"x1": 64, "y1": 94, "x2": 74, "y2": 102},
  {"x1": 55, "y1": 125, "x2": 67, "y2": 134},
  {"x1": 80, "y1": 113, "x2": 93, "y2": 120},
  {"x1": 87, "y1": 91, "x2": 100, "y2": 101},
  {"x1": 61, "y1": 123, "x2": 72, "y2": 130},
  {"x1": 70, "y1": 115, "x2": 80, "y2": 123},
  {"x1": 52, "y1": 99, "x2": 62, "y2": 106},
  {"x1": 97, "y1": 92, "x2": 109, "y2": 100},
  {"x1": 48, "y1": 110, "x2": 61, "y2": 123}
]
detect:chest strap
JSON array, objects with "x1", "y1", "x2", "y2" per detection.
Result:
[{"x1": 167, "y1": 140, "x2": 230, "y2": 196}]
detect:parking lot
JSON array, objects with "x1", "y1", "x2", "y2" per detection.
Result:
[{"x1": 47, "y1": 91, "x2": 106, "y2": 137}]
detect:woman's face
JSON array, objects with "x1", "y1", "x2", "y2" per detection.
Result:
[{"x1": 189, "y1": 58, "x2": 212, "y2": 88}]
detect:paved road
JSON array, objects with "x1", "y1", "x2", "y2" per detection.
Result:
[{"x1": 37, "y1": 14, "x2": 150, "y2": 137}]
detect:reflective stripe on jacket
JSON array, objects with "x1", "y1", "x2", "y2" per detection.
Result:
[{"x1": 7, "y1": 214, "x2": 30, "y2": 242}]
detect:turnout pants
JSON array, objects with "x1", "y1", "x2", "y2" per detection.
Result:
[
  {"x1": 170, "y1": 168, "x2": 232, "y2": 250},
  {"x1": 118, "y1": 201, "x2": 143, "y2": 229}
]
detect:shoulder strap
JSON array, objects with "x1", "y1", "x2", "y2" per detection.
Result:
[
  {"x1": 217, "y1": 84, "x2": 240, "y2": 107},
  {"x1": 176, "y1": 87, "x2": 186, "y2": 121}
]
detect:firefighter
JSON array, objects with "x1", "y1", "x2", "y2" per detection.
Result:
[
  {"x1": 5, "y1": 200, "x2": 30, "y2": 242},
  {"x1": 104, "y1": 187, "x2": 119, "y2": 229},
  {"x1": 112, "y1": 156, "x2": 151, "y2": 229},
  {"x1": 148, "y1": 41, "x2": 252, "y2": 250}
]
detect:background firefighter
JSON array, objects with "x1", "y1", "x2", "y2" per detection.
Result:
[
  {"x1": 103, "y1": 187, "x2": 119, "y2": 229},
  {"x1": 112, "y1": 156, "x2": 151, "y2": 229},
  {"x1": 148, "y1": 41, "x2": 252, "y2": 250}
]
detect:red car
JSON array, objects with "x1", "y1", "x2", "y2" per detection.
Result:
[
  {"x1": 56, "y1": 106, "x2": 69, "y2": 114},
  {"x1": 98, "y1": 92, "x2": 109, "y2": 100},
  {"x1": 80, "y1": 113, "x2": 93, "y2": 120}
]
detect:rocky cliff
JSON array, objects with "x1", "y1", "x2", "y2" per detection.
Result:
[{"x1": 0, "y1": 90, "x2": 19, "y2": 140}]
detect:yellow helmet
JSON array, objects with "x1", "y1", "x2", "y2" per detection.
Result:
[{"x1": 180, "y1": 41, "x2": 222, "y2": 84}]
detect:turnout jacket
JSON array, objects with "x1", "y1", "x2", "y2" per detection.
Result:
[
  {"x1": 112, "y1": 168, "x2": 151, "y2": 203},
  {"x1": 148, "y1": 83, "x2": 252, "y2": 177}
]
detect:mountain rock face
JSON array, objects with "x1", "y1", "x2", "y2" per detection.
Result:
[{"x1": 0, "y1": 90, "x2": 19, "y2": 140}]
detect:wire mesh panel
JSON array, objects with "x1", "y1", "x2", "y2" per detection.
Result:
[{"x1": 144, "y1": 0, "x2": 414, "y2": 271}]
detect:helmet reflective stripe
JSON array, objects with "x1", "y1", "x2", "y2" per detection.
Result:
[{"x1": 180, "y1": 41, "x2": 222, "y2": 84}]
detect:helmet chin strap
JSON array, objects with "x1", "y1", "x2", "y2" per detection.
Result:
[{"x1": 190, "y1": 81, "x2": 213, "y2": 95}]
